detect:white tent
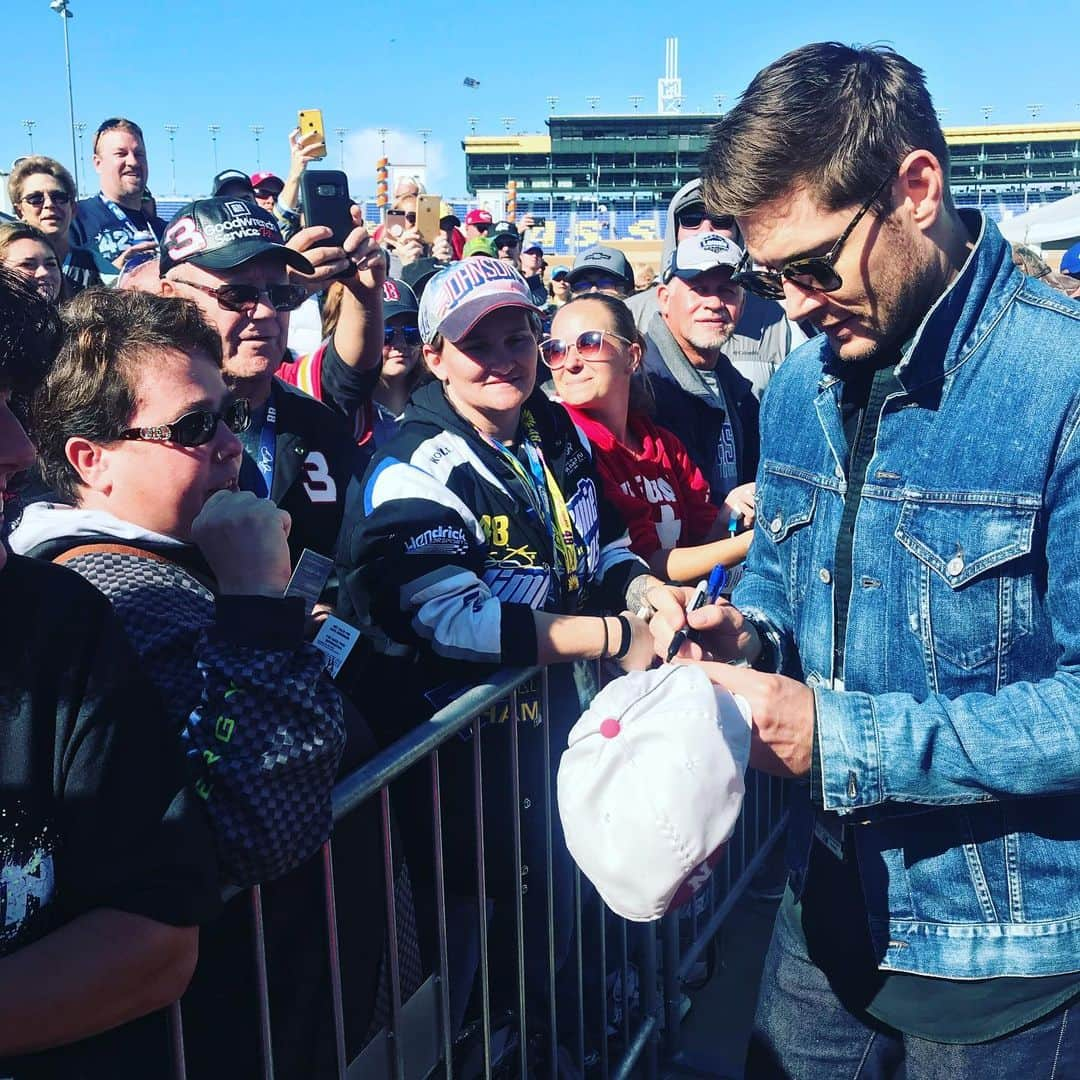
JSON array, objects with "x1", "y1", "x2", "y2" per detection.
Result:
[{"x1": 998, "y1": 192, "x2": 1080, "y2": 245}]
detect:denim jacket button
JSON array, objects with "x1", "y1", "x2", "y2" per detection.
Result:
[
  {"x1": 818, "y1": 568, "x2": 832, "y2": 584},
  {"x1": 946, "y1": 555, "x2": 965, "y2": 577},
  {"x1": 834, "y1": 465, "x2": 844, "y2": 479},
  {"x1": 771, "y1": 514, "x2": 783, "y2": 534}
]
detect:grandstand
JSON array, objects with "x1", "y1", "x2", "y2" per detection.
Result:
[{"x1": 462, "y1": 117, "x2": 1080, "y2": 255}]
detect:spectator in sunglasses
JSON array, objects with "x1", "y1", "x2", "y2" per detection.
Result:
[
  {"x1": 0, "y1": 221, "x2": 62, "y2": 304},
  {"x1": 627, "y1": 178, "x2": 807, "y2": 399},
  {"x1": 280, "y1": 278, "x2": 427, "y2": 452},
  {"x1": 547, "y1": 294, "x2": 751, "y2": 582},
  {"x1": 155, "y1": 197, "x2": 377, "y2": 572},
  {"x1": 564, "y1": 245, "x2": 635, "y2": 298},
  {"x1": 10, "y1": 287, "x2": 384, "y2": 1076},
  {"x1": 8, "y1": 155, "x2": 102, "y2": 297},
  {"x1": 72, "y1": 117, "x2": 166, "y2": 279}
]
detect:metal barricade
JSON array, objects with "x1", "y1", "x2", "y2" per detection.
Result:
[{"x1": 165, "y1": 662, "x2": 787, "y2": 1079}]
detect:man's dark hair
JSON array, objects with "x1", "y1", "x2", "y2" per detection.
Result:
[
  {"x1": 701, "y1": 42, "x2": 951, "y2": 220},
  {"x1": 33, "y1": 288, "x2": 223, "y2": 503}
]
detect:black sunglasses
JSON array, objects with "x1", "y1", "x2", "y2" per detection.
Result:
[
  {"x1": 120, "y1": 398, "x2": 251, "y2": 448},
  {"x1": 732, "y1": 173, "x2": 894, "y2": 301},
  {"x1": 22, "y1": 190, "x2": 73, "y2": 209},
  {"x1": 173, "y1": 279, "x2": 308, "y2": 314},
  {"x1": 677, "y1": 208, "x2": 735, "y2": 231},
  {"x1": 569, "y1": 276, "x2": 626, "y2": 295},
  {"x1": 93, "y1": 117, "x2": 144, "y2": 152},
  {"x1": 539, "y1": 329, "x2": 633, "y2": 369},
  {"x1": 384, "y1": 325, "x2": 421, "y2": 347}
]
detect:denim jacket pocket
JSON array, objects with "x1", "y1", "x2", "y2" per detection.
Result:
[
  {"x1": 895, "y1": 498, "x2": 1037, "y2": 678},
  {"x1": 757, "y1": 466, "x2": 818, "y2": 607}
]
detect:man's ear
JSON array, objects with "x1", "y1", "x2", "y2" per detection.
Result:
[
  {"x1": 897, "y1": 149, "x2": 947, "y2": 233},
  {"x1": 656, "y1": 281, "x2": 671, "y2": 317},
  {"x1": 65, "y1": 437, "x2": 111, "y2": 494}
]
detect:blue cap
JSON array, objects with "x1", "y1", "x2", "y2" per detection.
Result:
[{"x1": 1061, "y1": 241, "x2": 1080, "y2": 278}]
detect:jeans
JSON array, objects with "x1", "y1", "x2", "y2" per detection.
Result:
[{"x1": 747, "y1": 903, "x2": 1080, "y2": 1079}]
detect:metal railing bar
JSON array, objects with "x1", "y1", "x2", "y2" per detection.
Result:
[
  {"x1": 472, "y1": 717, "x2": 493, "y2": 1078},
  {"x1": 430, "y1": 750, "x2": 454, "y2": 1080},
  {"x1": 321, "y1": 839, "x2": 347, "y2": 1080},
  {"x1": 167, "y1": 1001, "x2": 186, "y2": 1080},
  {"x1": 333, "y1": 668, "x2": 542, "y2": 820},
  {"x1": 251, "y1": 884, "x2": 275, "y2": 1079},
  {"x1": 541, "y1": 667, "x2": 558, "y2": 1077},
  {"x1": 379, "y1": 788, "x2": 405, "y2": 1080},
  {"x1": 508, "y1": 687, "x2": 530, "y2": 1079}
]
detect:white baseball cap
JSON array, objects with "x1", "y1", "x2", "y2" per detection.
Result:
[
  {"x1": 557, "y1": 664, "x2": 751, "y2": 923},
  {"x1": 663, "y1": 231, "x2": 744, "y2": 284}
]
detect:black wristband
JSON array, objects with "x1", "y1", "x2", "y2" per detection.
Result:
[
  {"x1": 613, "y1": 614, "x2": 632, "y2": 660},
  {"x1": 599, "y1": 616, "x2": 610, "y2": 660}
]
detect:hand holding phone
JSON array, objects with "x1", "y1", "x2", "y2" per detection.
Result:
[{"x1": 297, "y1": 108, "x2": 327, "y2": 160}]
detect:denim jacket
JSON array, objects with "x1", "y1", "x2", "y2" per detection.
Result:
[{"x1": 734, "y1": 210, "x2": 1080, "y2": 979}]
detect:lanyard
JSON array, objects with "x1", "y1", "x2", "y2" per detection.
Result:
[
  {"x1": 254, "y1": 404, "x2": 277, "y2": 497},
  {"x1": 99, "y1": 194, "x2": 151, "y2": 239},
  {"x1": 483, "y1": 409, "x2": 580, "y2": 594}
]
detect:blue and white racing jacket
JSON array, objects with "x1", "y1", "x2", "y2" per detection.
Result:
[{"x1": 342, "y1": 380, "x2": 648, "y2": 673}]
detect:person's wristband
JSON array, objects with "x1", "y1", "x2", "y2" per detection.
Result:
[
  {"x1": 598, "y1": 616, "x2": 610, "y2": 660},
  {"x1": 745, "y1": 616, "x2": 778, "y2": 672},
  {"x1": 613, "y1": 614, "x2": 632, "y2": 661}
]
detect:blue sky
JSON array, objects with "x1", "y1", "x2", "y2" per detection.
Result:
[{"x1": 7, "y1": 1, "x2": 1078, "y2": 201}]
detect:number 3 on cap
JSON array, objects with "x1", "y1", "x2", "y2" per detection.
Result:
[{"x1": 302, "y1": 451, "x2": 337, "y2": 503}]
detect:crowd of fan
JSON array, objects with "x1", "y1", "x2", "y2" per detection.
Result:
[{"x1": 2, "y1": 70, "x2": 1080, "y2": 1077}]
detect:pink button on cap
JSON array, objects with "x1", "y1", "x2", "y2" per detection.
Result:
[{"x1": 599, "y1": 717, "x2": 621, "y2": 739}]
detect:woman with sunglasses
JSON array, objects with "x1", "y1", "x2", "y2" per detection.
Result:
[
  {"x1": 0, "y1": 222, "x2": 63, "y2": 305},
  {"x1": 280, "y1": 277, "x2": 427, "y2": 452},
  {"x1": 8, "y1": 289, "x2": 397, "y2": 1077},
  {"x1": 8, "y1": 156, "x2": 103, "y2": 298},
  {"x1": 547, "y1": 295, "x2": 752, "y2": 584}
]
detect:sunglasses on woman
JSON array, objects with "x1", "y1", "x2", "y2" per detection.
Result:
[
  {"x1": 22, "y1": 190, "x2": 73, "y2": 209},
  {"x1": 384, "y1": 325, "x2": 422, "y2": 347},
  {"x1": 173, "y1": 279, "x2": 309, "y2": 314},
  {"x1": 539, "y1": 330, "x2": 633, "y2": 370},
  {"x1": 120, "y1": 398, "x2": 251, "y2": 448},
  {"x1": 732, "y1": 173, "x2": 894, "y2": 301}
]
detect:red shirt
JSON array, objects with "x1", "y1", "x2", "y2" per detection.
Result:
[{"x1": 563, "y1": 405, "x2": 718, "y2": 558}]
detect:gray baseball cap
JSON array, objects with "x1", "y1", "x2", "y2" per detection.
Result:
[
  {"x1": 566, "y1": 245, "x2": 634, "y2": 290},
  {"x1": 663, "y1": 232, "x2": 743, "y2": 284}
]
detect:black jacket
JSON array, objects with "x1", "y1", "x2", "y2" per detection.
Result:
[{"x1": 241, "y1": 378, "x2": 368, "y2": 567}]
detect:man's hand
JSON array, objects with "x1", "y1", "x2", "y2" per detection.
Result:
[
  {"x1": 688, "y1": 660, "x2": 814, "y2": 778},
  {"x1": 723, "y1": 481, "x2": 757, "y2": 528},
  {"x1": 288, "y1": 208, "x2": 384, "y2": 293},
  {"x1": 111, "y1": 240, "x2": 158, "y2": 271},
  {"x1": 192, "y1": 490, "x2": 293, "y2": 597},
  {"x1": 647, "y1": 589, "x2": 762, "y2": 665}
]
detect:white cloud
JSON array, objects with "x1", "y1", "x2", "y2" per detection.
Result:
[{"x1": 342, "y1": 128, "x2": 450, "y2": 200}]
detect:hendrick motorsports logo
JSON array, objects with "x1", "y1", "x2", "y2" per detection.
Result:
[{"x1": 405, "y1": 525, "x2": 470, "y2": 556}]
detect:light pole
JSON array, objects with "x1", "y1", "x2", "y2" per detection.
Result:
[
  {"x1": 164, "y1": 123, "x2": 179, "y2": 194},
  {"x1": 467, "y1": 117, "x2": 479, "y2": 135},
  {"x1": 418, "y1": 128, "x2": 431, "y2": 167},
  {"x1": 377, "y1": 127, "x2": 389, "y2": 157},
  {"x1": 714, "y1": 94, "x2": 725, "y2": 114},
  {"x1": 586, "y1": 96, "x2": 600, "y2": 112},
  {"x1": 74, "y1": 121, "x2": 87, "y2": 194},
  {"x1": 629, "y1": 95, "x2": 643, "y2": 112},
  {"x1": 208, "y1": 124, "x2": 221, "y2": 173},
  {"x1": 982, "y1": 105, "x2": 993, "y2": 123},
  {"x1": 49, "y1": 0, "x2": 80, "y2": 194},
  {"x1": 250, "y1": 124, "x2": 264, "y2": 170},
  {"x1": 547, "y1": 96, "x2": 559, "y2": 114},
  {"x1": 1027, "y1": 103, "x2": 1044, "y2": 121},
  {"x1": 335, "y1": 127, "x2": 347, "y2": 169},
  {"x1": 22, "y1": 120, "x2": 36, "y2": 153},
  {"x1": 501, "y1": 116, "x2": 516, "y2": 132}
]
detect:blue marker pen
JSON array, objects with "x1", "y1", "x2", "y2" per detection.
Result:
[{"x1": 665, "y1": 563, "x2": 728, "y2": 663}]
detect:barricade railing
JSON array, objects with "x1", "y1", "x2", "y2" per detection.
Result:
[{"x1": 165, "y1": 661, "x2": 787, "y2": 1079}]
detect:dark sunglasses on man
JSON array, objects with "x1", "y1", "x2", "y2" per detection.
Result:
[
  {"x1": 732, "y1": 173, "x2": 894, "y2": 301},
  {"x1": 677, "y1": 207, "x2": 736, "y2": 232},
  {"x1": 120, "y1": 398, "x2": 251, "y2": 448},
  {"x1": 22, "y1": 190, "x2": 73, "y2": 209},
  {"x1": 172, "y1": 280, "x2": 309, "y2": 315}
]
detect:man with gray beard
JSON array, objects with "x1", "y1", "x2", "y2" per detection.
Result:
[{"x1": 643, "y1": 232, "x2": 759, "y2": 522}]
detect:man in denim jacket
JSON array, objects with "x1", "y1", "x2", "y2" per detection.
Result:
[{"x1": 668, "y1": 42, "x2": 1080, "y2": 1077}]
